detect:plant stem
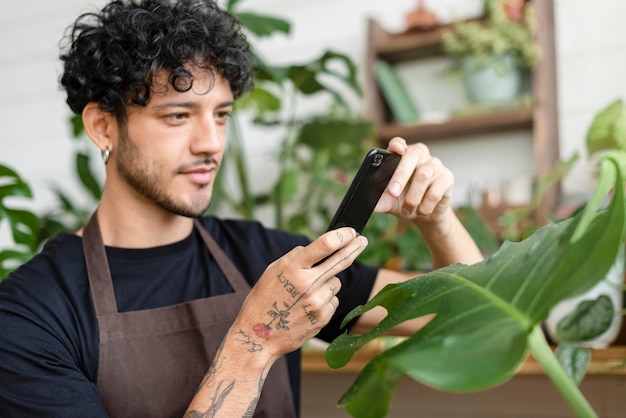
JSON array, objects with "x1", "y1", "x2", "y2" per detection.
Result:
[{"x1": 528, "y1": 325, "x2": 597, "y2": 418}]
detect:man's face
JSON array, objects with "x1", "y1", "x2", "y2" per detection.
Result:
[{"x1": 113, "y1": 68, "x2": 234, "y2": 218}]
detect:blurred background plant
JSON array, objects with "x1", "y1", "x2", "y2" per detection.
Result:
[
  {"x1": 441, "y1": 0, "x2": 541, "y2": 72},
  {"x1": 441, "y1": 0, "x2": 541, "y2": 106},
  {"x1": 209, "y1": 0, "x2": 376, "y2": 237},
  {"x1": 0, "y1": 165, "x2": 40, "y2": 278}
]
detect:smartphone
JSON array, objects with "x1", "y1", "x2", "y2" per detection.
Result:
[{"x1": 327, "y1": 148, "x2": 401, "y2": 233}]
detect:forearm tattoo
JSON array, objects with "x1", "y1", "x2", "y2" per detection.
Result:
[
  {"x1": 235, "y1": 329, "x2": 263, "y2": 352},
  {"x1": 184, "y1": 380, "x2": 235, "y2": 418},
  {"x1": 185, "y1": 334, "x2": 266, "y2": 418}
]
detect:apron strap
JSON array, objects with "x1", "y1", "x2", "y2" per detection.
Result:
[
  {"x1": 194, "y1": 219, "x2": 251, "y2": 293},
  {"x1": 83, "y1": 211, "x2": 118, "y2": 317}
]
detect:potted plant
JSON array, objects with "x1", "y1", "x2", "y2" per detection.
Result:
[
  {"x1": 545, "y1": 98, "x2": 626, "y2": 357},
  {"x1": 325, "y1": 149, "x2": 626, "y2": 418},
  {"x1": 324, "y1": 100, "x2": 626, "y2": 418},
  {"x1": 441, "y1": 0, "x2": 542, "y2": 105}
]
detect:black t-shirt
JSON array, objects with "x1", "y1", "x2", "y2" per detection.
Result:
[{"x1": 0, "y1": 216, "x2": 378, "y2": 417}]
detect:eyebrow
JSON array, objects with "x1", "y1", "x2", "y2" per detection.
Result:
[{"x1": 152, "y1": 100, "x2": 235, "y2": 109}]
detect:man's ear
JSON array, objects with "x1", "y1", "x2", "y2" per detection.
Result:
[{"x1": 82, "y1": 102, "x2": 117, "y2": 153}]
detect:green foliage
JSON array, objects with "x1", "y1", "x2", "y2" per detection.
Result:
[
  {"x1": 555, "y1": 343, "x2": 591, "y2": 386},
  {"x1": 325, "y1": 153, "x2": 626, "y2": 418},
  {"x1": 211, "y1": 1, "x2": 375, "y2": 236},
  {"x1": 586, "y1": 98, "x2": 626, "y2": 156},
  {"x1": 37, "y1": 115, "x2": 101, "y2": 242},
  {"x1": 359, "y1": 206, "x2": 500, "y2": 272},
  {"x1": 499, "y1": 154, "x2": 579, "y2": 242},
  {"x1": 441, "y1": 0, "x2": 541, "y2": 70},
  {"x1": 0, "y1": 165, "x2": 39, "y2": 279},
  {"x1": 555, "y1": 295, "x2": 615, "y2": 342}
]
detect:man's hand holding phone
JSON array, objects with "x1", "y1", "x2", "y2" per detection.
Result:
[
  {"x1": 324, "y1": 137, "x2": 482, "y2": 275},
  {"x1": 327, "y1": 148, "x2": 400, "y2": 233},
  {"x1": 375, "y1": 138, "x2": 454, "y2": 225},
  {"x1": 327, "y1": 137, "x2": 455, "y2": 233}
]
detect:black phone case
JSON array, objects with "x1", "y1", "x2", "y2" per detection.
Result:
[{"x1": 327, "y1": 148, "x2": 400, "y2": 233}]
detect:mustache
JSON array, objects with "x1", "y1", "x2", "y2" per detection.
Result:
[{"x1": 175, "y1": 157, "x2": 219, "y2": 174}]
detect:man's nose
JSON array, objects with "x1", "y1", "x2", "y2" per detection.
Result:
[{"x1": 190, "y1": 115, "x2": 223, "y2": 155}]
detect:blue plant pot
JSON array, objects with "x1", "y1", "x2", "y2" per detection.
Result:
[{"x1": 460, "y1": 53, "x2": 523, "y2": 105}]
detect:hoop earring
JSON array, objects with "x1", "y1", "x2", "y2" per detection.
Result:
[{"x1": 102, "y1": 146, "x2": 110, "y2": 165}]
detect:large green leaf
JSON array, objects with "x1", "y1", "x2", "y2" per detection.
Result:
[{"x1": 325, "y1": 154, "x2": 626, "y2": 418}]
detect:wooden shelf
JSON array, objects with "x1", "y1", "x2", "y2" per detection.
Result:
[
  {"x1": 364, "y1": 0, "x2": 561, "y2": 215},
  {"x1": 378, "y1": 107, "x2": 533, "y2": 144},
  {"x1": 302, "y1": 344, "x2": 626, "y2": 376},
  {"x1": 370, "y1": 23, "x2": 444, "y2": 63},
  {"x1": 371, "y1": 19, "x2": 483, "y2": 63}
]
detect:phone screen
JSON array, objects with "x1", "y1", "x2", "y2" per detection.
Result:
[{"x1": 327, "y1": 148, "x2": 400, "y2": 233}]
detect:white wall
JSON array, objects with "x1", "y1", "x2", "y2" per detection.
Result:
[
  {"x1": 1, "y1": 0, "x2": 626, "y2": 236},
  {"x1": 554, "y1": 0, "x2": 626, "y2": 199}
]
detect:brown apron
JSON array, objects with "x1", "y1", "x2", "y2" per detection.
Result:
[{"x1": 82, "y1": 213, "x2": 296, "y2": 418}]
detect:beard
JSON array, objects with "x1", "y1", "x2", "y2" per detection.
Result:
[{"x1": 115, "y1": 129, "x2": 216, "y2": 218}]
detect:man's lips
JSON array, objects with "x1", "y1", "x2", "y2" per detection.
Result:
[{"x1": 181, "y1": 167, "x2": 216, "y2": 185}]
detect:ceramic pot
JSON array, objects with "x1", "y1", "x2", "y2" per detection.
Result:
[
  {"x1": 544, "y1": 246, "x2": 625, "y2": 349},
  {"x1": 460, "y1": 53, "x2": 522, "y2": 105}
]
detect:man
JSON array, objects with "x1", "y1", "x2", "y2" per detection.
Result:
[{"x1": 0, "y1": 0, "x2": 483, "y2": 417}]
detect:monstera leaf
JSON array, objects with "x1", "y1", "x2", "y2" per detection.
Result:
[{"x1": 325, "y1": 153, "x2": 626, "y2": 418}]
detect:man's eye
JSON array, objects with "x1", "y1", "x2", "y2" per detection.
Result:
[
  {"x1": 216, "y1": 111, "x2": 232, "y2": 121},
  {"x1": 166, "y1": 113, "x2": 188, "y2": 121}
]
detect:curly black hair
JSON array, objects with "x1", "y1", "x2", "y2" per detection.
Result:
[{"x1": 60, "y1": 0, "x2": 253, "y2": 120}]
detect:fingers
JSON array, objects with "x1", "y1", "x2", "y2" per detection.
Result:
[
  {"x1": 269, "y1": 227, "x2": 365, "y2": 301},
  {"x1": 321, "y1": 276, "x2": 341, "y2": 320},
  {"x1": 311, "y1": 233, "x2": 368, "y2": 279},
  {"x1": 382, "y1": 138, "x2": 454, "y2": 218},
  {"x1": 300, "y1": 227, "x2": 364, "y2": 268},
  {"x1": 325, "y1": 276, "x2": 341, "y2": 309}
]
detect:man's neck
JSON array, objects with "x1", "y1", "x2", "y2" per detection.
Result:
[{"x1": 87, "y1": 189, "x2": 196, "y2": 249}]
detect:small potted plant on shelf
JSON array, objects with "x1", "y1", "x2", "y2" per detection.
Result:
[{"x1": 441, "y1": 0, "x2": 542, "y2": 105}]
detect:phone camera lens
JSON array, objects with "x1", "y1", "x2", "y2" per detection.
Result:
[{"x1": 372, "y1": 154, "x2": 383, "y2": 167}]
